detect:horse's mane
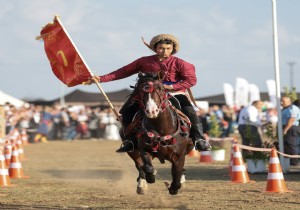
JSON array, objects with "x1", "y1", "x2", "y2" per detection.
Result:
[{"x1": 137, "y1": 72, "x2": 159, "y2": 84}]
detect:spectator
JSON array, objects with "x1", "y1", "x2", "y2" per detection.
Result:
[
  {"x1": 98, "y1": 109, "x2": 107, "y2": 138},
  {"x1": 281, "y1": 96, "x2": 300, "y2": 165},
  {"x1": 102, "y1": 109, "x2": 121, "y2": 140},
  {"x1": 293, "y1": 99, "x2": 300, "y2": 108},
  {"x1": 88, "y1": 108, "x2": 100, "y2": 139},
  {"x1": 77, "y1": 109, "x2": 89, "y2": 139},
  {"x1": 5, "y1": 104, "x2": 16, "y2": 135},
  {"x1": 210, "y1": 105, "x2": 226, "y2": 137},
  {"x1": 238, "y1": 100, "x2": 264, "y2": 156},
  {"x1": 221, "y1": 105, "x2": 235, "y2": 137},
  {"x1": 293, "y1": 99, "x2": 300, "y2": 155},
  {"x1": 197, "y1": 108, "x2": 209, "y2": 139},
  {"x1": 34, "y1": 106, "x2": 52, "y2": 143},
  {"x1": 48, "y1": 106, "x2": 61, "y2": 140},
  {"x1": 27, "y1": 109, "x2": 39, "y2": 143},
  {"x1": 60, "y1": 107, "x2": 70, "y2": 140},
  {"x1": 66, "y1": 110, "x2": 78, "y2": 141}
]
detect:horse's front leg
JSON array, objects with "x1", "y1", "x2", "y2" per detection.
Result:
[
  {"x1": 169, "y1": 155, "x2": 185, "y2": 195},
  {"x1": 140, "y1": 149, "x2": 155, "y2": 184},
  {"x1": 127, "y1": 150, "x2": 148, "y2": 195}
]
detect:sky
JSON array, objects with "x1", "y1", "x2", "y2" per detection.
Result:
[{"x1": 0, "y1": 0, "x2": 300, "y2": 101}]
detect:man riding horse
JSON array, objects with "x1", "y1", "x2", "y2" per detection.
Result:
[{"x1": 86, "y1": 34, "x2": 211, "y2": 153}]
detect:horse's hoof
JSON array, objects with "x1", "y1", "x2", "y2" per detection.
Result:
[
  {"x1": 168, "y1": 183, "x2": 181, "y2": 195},
  {"x1": 145, "y1": 173, "x2": 155, "y2": 183},
  {"x1": 168, "y1": 188, "x2": 178, "y2": 195},
  {"x1": 137, "y1": 178, "x2": 148, "y2": 195},
  {"x1": 137, "y1": 187, "x2": 148, "y2": 195}
]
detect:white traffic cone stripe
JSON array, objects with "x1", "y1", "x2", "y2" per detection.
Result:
[
  {"x1": 232, "y1": 165, "x2": 246, "y2": 171},
  {"x1": 267, "y1": 172, "x2": 284, "y2": 180},
  {"x1": 12, "y1": 151, "x2": 19, "y2": 156},
  {"x1": 0, "y1": 155, "x2": 5, "y2": 161},
  {"x1": 5, "y1": 154, "x2": 11, "y2": 159},
  {"x1": 201, "y1": 151, "x2": 211, "y2": 155},
  {"x1": 0, "y1": 169, "x2": 9, "y2": 175},
  {"x1": 233, "y1": 152, "x2": 242, "y2": 158},
  {"x1": 9, "y1": 162, "x2": 22, "y2": 168},
  {"x1": 269, "y1": 157, "x2": 280, "y2": 164}
]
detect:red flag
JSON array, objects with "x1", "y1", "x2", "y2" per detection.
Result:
[{"x1": 38, "y1": 16, "x2": 91, "y2": 87}]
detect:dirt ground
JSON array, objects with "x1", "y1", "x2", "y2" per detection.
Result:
[{"x1": 1, "y1": 139, "x2": 300, "y2": 210}]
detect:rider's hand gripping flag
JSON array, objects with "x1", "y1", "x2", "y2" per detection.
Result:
[{"x1": 36, "y1": 16, "x2": 91, "y2": 87}]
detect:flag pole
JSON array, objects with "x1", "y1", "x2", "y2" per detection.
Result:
[
  {"x1": 271, "y1": 0, "x2": 284, "y2": 169},
  {"x1": 55, "y1": 15, "x2": 121, "y2": 122}
]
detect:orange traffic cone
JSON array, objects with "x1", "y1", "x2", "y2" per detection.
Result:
[
  {"x1": 8, "y1": 146, "x2": 29, "y2": 179},
  {"x1": 228, "y1": 145, "x2": 234, "y2": 177},
  {"x1": 228, "y1": 138, "x2": 238, "y2": 177},
  {"x1": 231, "y1": 145, "x2": 254, "y2": 183},
  {"x1": 20, "y1": 129, "x2": 29, "y2": 145},
  {"x1": 0, "y1": 151, "x2": 12, "y2": 187},
  {"x1": 16, "y1": 139, "x2": 27, "y2": 161},
  {"x1": 4, "y1": 144, "x2": 12, "y2": 167},
  {"x1": 188, "y1": 148, "x2": 200, "y2": 158},
  {"x1": 9, "y1": 128, "x2": 20, "y2": 143},
  {"x1": 199, "y1": 151, "x2": 212, "y2": 163},
  {"x1": 265, "y1": 148, "x2": 292, "y2": 193}
]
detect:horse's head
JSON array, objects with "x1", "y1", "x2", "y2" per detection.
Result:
[{"x1": 136, "y1": 72, "x2": 169, "y2": 119}]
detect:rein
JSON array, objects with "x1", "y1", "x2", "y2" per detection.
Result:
[{"x1": 137, "y1": 80, "x2": 171, "y2": 114}]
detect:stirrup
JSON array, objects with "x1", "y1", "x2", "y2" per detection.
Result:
[{"x1": 116, "y1": 140, "x2": 134, "y2": 153}]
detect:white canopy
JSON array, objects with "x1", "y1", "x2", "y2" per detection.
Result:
[{"x1": 0, "y1": 90, "x2": 25, "y2": 108}]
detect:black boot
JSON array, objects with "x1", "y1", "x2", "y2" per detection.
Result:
[
  {"x1": 117, "y1": 100, "x2": 140, "y2": 153},
  {"x1": 116, "y1": 127, "x2": 135, "y2": 153},
  {"x1": 190, "y1": 123, "x2": 211, "y2": 151},
  {"x1": 116, "y1": 140, "x2": 135, "y2": 153}
]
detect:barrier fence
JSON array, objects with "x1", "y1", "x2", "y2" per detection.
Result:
[{"x1": 209, "y1": 137, "x2": 300, "y2": 160}]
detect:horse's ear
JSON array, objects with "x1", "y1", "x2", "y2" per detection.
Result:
[{"x1": 158, "y1": 70, "x2": 166, "y2": 81}]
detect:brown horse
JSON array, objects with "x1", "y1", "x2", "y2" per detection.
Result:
[{"x1": 125, "y1": 73, "x2": 194, "y2": 195}]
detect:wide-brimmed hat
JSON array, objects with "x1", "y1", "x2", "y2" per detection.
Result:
[{"x1": 149, "y1": 34, "x2": 179, "y2": 54}]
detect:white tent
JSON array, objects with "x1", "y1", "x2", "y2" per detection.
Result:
[{"x1": 0, "y1": 90, "x2": 25, "y2": 108}]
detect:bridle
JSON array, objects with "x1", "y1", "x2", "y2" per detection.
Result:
[{"x1": 137, "y1": 79, "x2": 171, "y2": 114}]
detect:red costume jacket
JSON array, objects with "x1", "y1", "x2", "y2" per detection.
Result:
[{"x1": 100, "y1": 55, "x2": 197, "y2": 92}]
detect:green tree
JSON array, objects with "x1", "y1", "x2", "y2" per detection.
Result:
[
  {"x1": 283, "y1": 86, "x2": 297, "y2": 102},
  {"x1": 208, "y1": 115, "x2": 222, "y2": 137},
  {"x1": 208, "y1": 115, "x2": 224, "y2": 150}
]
